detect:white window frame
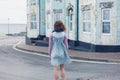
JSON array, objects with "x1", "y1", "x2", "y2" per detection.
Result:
[
  {"x1": 102, "y1": 9, "x2": 111, "y2": 34},
  {"x1": 83, "y1": 10, "x2": 91, "y2": 32}
]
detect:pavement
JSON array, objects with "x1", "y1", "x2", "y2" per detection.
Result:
[
  {"x1": 0, "y1": 33, "x2": 7, "y2": 40},
  {"x1": 15, "y1": 40, "x2": 120, "y2": 64}
]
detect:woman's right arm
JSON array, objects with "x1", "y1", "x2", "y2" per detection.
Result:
[{"x1": 48, "y1": 33, "x2": 53, "y2": 56}]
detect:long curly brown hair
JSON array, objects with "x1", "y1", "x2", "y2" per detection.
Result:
[{"x1": 54, "y1": 20, "x2": 66, "y2": 31}]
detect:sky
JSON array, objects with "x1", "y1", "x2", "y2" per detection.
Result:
[{"x1": 0, "y1": 0, "x2": 27, "y2": 24}]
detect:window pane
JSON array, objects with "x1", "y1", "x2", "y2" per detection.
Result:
[
  {"x1": 70, "y1": 14, "x2": 72, "y2": 21},
  {"x1": 103, "y1": 10, "x2": 110, "y2": 20},
  {"x1": 102, "y1": 22, "x2": 110, "y2": 33},
  {"x1": 31, "y1": 14, "x2": 36, "y2": 21},
  {"x1": 83, "y1": 11, "x2": 91, "y2": 20},
  {"x1": 30, "y1": 22, "x2": 37, "y2": 29}
]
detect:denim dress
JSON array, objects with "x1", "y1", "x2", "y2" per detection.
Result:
[{"x1": 50, "y1": 32, "x2": 71, "y2": 66}]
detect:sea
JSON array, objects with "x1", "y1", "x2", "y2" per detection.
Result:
[{"x1": 0, "y1": 24, "x2": 26, "y2": 34}]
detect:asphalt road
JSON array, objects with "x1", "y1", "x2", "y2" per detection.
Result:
[{"x1": 0, "y1": 36, "x2": 120, "y2": 80}]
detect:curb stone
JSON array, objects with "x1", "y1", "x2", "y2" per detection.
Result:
[{"x1": 15, "y1": 45, "x2": 120, "y2": 64}]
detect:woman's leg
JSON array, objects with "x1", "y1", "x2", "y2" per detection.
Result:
[
  {"x1": 53, "y1": 66, "x2": 59, "y2": 80},
  {"x1": 60, "y1": 64, "x2": 66, "y2": 80}
]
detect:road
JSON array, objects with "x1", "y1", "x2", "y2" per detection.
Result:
[{"x1": 0, "y1": 36, "x2": 120, "y2": 80}]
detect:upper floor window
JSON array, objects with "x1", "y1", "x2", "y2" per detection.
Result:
[
  {"x1": 31, "y1": 0, "x2": 36, "y2": 6},
  {"x1": 83, "y1": 11, "x2": 91, "y2": 32},
  {"x1": 102, "y1": 9, "x2": 111, "y2": 33}
]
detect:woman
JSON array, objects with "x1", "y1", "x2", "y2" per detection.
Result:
[{"x1": 48, "y1": 20, "x2": 71, "y2": 80}]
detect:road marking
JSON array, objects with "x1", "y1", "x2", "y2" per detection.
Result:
[{"x1": 13, "y1": 40, "x2": 120, "y2": 65}]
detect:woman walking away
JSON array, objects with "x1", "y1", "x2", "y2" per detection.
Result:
[{"x1": 48, "y1": 20, "x2": 71, "y2": 80}]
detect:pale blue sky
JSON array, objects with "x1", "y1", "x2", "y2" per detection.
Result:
[{"x1": 0, "y1": 0, "x2": 27, "y2": 24}]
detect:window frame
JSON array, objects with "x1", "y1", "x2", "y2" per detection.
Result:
[
  {"x1": 83, "y1": 10, "x2": 91, "y2": 32},
  {"x1": 30, "y1": 13, "x2": 37, "y2": 29},
  {"x1": 69, "y1": 10, "x2": 73, "y2": 31},
  {"x1": 102, "y1": 9, "x2": 111, "y2": 34}
]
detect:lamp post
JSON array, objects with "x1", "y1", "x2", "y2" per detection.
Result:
[{"x1": 8, "y1": 18, "x2": 10, "y2": 35}]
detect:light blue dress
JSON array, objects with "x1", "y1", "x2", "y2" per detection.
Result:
[{"x1": 50, "y1": 32, "x2": 71, "y2": 66}]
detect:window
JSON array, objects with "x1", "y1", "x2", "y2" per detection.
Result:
[
  {"x1": 102, "y1": 9, "x2": 110, "y2": 33},
  {"x1": 31, "y1": 0, "x2": 36, "y2": 5},
  {"x1": 53, "y1": 9, "x2": 62, "y2": 22},
  {"x1": 102, "y1": 22, "x2": 110, "y2": 33},
  {"x1": 30, "y1": 22, "x2": 37, "y2": 29},
  {"x1": 83, "y1": 11, "x2": 91, "y2": 32},
  {"x1": 54, "y1": 13, "x2": 61, "y2": 22},
  {"x1": 30, "y1": 13, "x2": 37, "y2": 29},
  {"x1": 70, "y1": 11, "x2": 73, "y2": 31}
]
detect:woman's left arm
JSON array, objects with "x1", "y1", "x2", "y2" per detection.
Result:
[{"x1": 64, "y1": 35, "x2": 69, "y2": 49}]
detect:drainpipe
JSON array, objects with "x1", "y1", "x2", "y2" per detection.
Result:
[
  {"x1": 38, "y1": 0, "x2": 41, "y2": 39},
  {"x1": 76, "y1": 0, "x2": 79, "y2": 46}
]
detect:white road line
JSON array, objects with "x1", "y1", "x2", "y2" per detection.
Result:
[{"x1": 13, "y1": 40, "x2": 120, "y2": 65}]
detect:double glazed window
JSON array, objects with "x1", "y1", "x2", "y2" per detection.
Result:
[
  {"x1": 102, "y1": 9, "x2": 110, "y2": 33},
  {"x1": 83, "y1": 11, "x2": 91, "y2": 32},
  {"x1": 30, "y1": 13, "x2": 37, "y2": 29}
]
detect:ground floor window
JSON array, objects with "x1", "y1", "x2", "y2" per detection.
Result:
[{"x1": 102, "y1": 22, "x2": 110, "y2": 33}]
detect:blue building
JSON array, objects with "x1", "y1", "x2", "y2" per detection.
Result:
[{"x1": 26, "y1": 0, "x2": 120, "y2": 52}]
